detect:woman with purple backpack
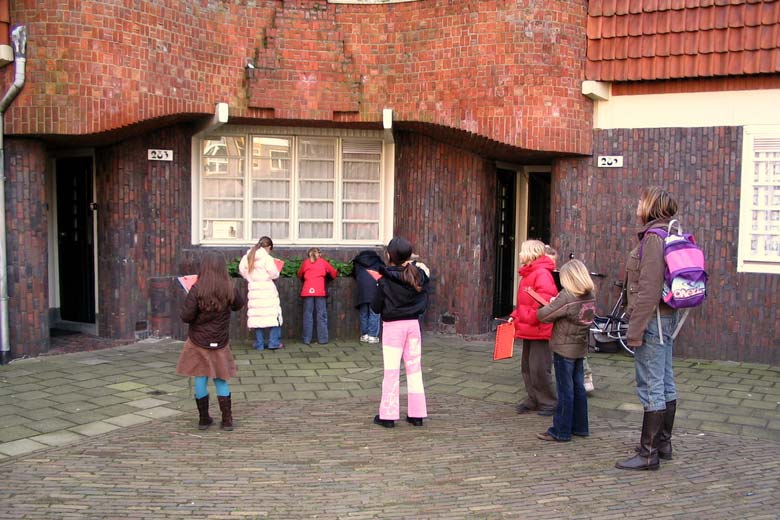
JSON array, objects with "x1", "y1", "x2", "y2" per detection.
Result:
[{"x1": 615, "y1": 187, "x2": 680, "y2": 471}]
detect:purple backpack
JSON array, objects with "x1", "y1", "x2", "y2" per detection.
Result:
[{"x1": 644, "y1": 220, "x2": 707, "y2": 309}]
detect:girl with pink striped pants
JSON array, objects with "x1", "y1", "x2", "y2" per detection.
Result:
[{"x1": 370, "y1": 237, "x2": 429, "y2": 428}]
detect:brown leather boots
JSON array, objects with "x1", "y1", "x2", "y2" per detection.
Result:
[
  {"x1": 195, "y1": 395, "x2": 213, "y2": 430},
  {"x1": 195, "y1": 394, "x2": 233, "y2": 431}
]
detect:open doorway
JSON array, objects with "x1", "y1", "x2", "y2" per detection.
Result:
[
  {"x1": 493, "y1": 166, "x2": 552, "y2": 316},
  {"x1": 52, "y1": 156, "x2": 97, "y2": 334}
]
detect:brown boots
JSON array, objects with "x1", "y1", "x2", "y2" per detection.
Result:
[
  {"x1": 616, "y1": 410, "x2": 664, "y2": 471},
  {"x1": 217, "y1": 394, "x2": 234, "y2": 431},
  {"x1": 195, "y1": 395, "x2": 213, "y2": 430},
  {"x1": 195, "y1": 394, "x2": 234, "y2": 431},
  {"x1": 631, "y1": 399, "x2": 677, "y2": 460}
]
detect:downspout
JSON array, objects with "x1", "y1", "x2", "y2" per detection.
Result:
[{"x1": 0, "y1": 26, "x2": 28, "y2": 365}]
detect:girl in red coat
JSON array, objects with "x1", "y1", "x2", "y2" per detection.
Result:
[
  {"x1": 297, "y1": 247, "x2": 338, "y2": 345},
  {"x1": 509, "y1": 240, "x2": 559, "y2": 416}
]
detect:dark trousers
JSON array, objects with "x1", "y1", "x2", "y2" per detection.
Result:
[
  {"x1": 547, "y1": 353, "x2": 589, "y2": 440},
  {"x1": 520, "y1": 339, "x2": 557, "y2": 411}
]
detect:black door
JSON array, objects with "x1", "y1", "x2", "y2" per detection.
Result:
[
  {"x1": 493, "y1": 169, "x2": 516, "y2": 317},
  {"x1": 56, "y1": 157, "x2": 96, "y2": 323},
  {"x1": 527, "y1": 172, "x2": 551, "y2": 243}
]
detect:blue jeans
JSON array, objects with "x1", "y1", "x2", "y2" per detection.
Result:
[
  {"x1": 358, "y1": 303, "x2": 380, "y2": 337},
  {"x1": 547, "y1": 354, "x2": 589, "y2": 440},
  {"x1": 254, "y1": 326, "x2": 282, "y2": 350},
  {"x1": 302, "y1": 297, "x2": 328, "y2": 344},
  {"x1": 634, "y1": 313, "x2": 678, "y2": 411}
]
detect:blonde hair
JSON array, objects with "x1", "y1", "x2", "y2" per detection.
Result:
[
  {"x1": 307, "y1": 247, "x2": 321, "y2": 262},
  {"x1": 519, "y1": 240, "x2": 546, "y2": 265},
  {"x1": 637, "y1": 186, "x2": 678, "y2": 224},
  {"x1": 559, "y1": 259, "x2": 594, "y2": 297},
  {"x1": 544, "y1": 244, "x2": 558, "y2": 266}
]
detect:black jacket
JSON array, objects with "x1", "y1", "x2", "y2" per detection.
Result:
[
  {"x1": 370, "y1": 262, "x2": 429, "y2": 322},
  {"x1": 180, "y1": 283, "x2": 245, "y2": 349},
  {"x1": 352, "y1": 250, "x2": 385, "y2": 308}
]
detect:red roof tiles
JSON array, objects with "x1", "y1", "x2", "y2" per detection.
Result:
[{"x1": 586, "y1": 0, "x2": 780, "y2": 80}]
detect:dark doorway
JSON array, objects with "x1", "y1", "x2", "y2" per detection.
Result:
[
  {"x1": 56, "y1": 157, "x2": 96, "y2": 323},
  {"x1": 527, "y1": 172, "x2": 551, "y2": 243},
  {"x1": 493, "y1": 169, "x2": 516, "y2": 318}
]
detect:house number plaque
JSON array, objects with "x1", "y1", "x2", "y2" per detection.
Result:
[{"x1": 148, "y1": 149, "x2": 173, "y2": 161}]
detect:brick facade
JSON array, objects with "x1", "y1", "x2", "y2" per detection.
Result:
[
  {"x1": 393, "y1": 132, "x2": 497, "y2": 335},
  {"x1": 5, "y1": 0, "x2": 591, "y2": 154},
  {"x1": 94, "y1": 125, "x2": 192, "y2": 339},
  {"x1": 4, "y1": 139, "x2": 49, "y2": 357},
  {"x1": 554, "y1": 127, "x2": 779, "y2": 365}
]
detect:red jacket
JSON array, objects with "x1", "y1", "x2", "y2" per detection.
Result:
[
  {"x1": 297, "y1": 258, "x2": 338, "y2": 297},
  {"x1": 510, "y1": 255, "x2": 559, "y2": 340}
]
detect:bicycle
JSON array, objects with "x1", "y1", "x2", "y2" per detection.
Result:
[{"x1": 588, "y1": 275, "x2": 633, "y2": 357}]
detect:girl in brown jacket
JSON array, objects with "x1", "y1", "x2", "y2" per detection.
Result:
[
  {"x1": 176, "y1": 252, "x2": 245, "y2": 431},
  {"x1": 535, "y1": 259, "x2": 596, "y2": 442}
]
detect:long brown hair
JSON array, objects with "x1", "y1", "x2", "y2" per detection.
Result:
[
  {"x1": 637, "y1": 187, "x2": 678, "y2": 224},
  {"x1": 247, "y1": 236, "x2": 273, "y2": 272},
  {"x1": 195, "y1": 252, "x2": 234, "y2": 312},
  {"x1": 387, "y1": 237, "x2": 422, "y2": 293}
]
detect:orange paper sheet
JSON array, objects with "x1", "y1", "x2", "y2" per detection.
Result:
[
  {"x1": 493, "y1": 322, "x2": 515, "y2": 361},
  {"x1": 274, "y1": 258, "x2": 285, "y2": 272},
  {"x1": 178, "y1": 274, "x2": 198, "y2": 293},
  {"x1": 366, "y1": 269, "x2": 382, "y2": 281}
]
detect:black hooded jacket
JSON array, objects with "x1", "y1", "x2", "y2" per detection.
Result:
[
  {"x1": 352, "y1": 250, "x2": 385, "y2": 308},
  {"x1": 370, "y1": 262, "x2": 429, "y2": 322}
]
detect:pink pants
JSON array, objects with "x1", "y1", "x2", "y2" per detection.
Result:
[{"x1": 378, "y1": 319, "x2": 427, "y2": 420}]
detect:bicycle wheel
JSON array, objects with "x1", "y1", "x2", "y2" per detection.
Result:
[{"x1": 612, "y1": 317, "x2": 634, "y2": 357}]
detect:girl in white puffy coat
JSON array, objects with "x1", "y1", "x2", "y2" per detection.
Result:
[{"x1": 239, "y1": 236, "x2": 284, "y2": 350}]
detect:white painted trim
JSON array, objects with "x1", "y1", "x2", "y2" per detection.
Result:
[
  {"x1": 737, "y1": 125, "x2": 780, "y2": 275},
  {"x1": 593, "y1": 89, "x2": 780, "y2": 129}
]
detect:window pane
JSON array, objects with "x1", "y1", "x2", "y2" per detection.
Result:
[
  {"x1": 299, "y1": 202, "x2": 333, "y2": 219},
  {"x1": 253, "y1": 221, "x2": 289, "y2": 239},
  {"x1": 343, "y1": 181, "x2": 379, "y2": 200},
  {"x1": 299, "y1": 139, "x2": 335, "y2": 159},
  {"x1": 343, "y1": 223, "x2": 379, "y2": 241},
  {"x1": 299, "y1": 160, "x2": 335, "y2": 180},
  {"x1": 202, "y1": 136, "x2": 246, "y2": 157},
  {"x1": 343, "y1": 161, "x2": 380, "y2": 181},
  {"x1": 342, "y1": 202, "x2": 380, "y2": 220},
  {"x1": 253, "y1": 180, "x2": 290, "y2": 198},
  {"x1": 203, "y1": 179, "x2": 243, "y2": 198},
  {"x1": 299, "y1": 181, "x2": 334, "y2": 199},
  {"x1": 203, "y1": 200, "x2": 242, "y2": 218},
  {"x1": 253, "y1": 200, "x2": 289, "y2": 219},
  {"x1": 299, "y1": 221, "x2": 333, "y2": 239}
]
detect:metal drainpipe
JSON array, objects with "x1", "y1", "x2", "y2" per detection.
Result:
[{"x1": 0, "y1": 26, "x2": 28, "y2": 365}]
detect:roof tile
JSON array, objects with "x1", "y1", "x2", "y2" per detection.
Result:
[{"x1": 586, "y1": 0, "x2": 780, "y2": 81}]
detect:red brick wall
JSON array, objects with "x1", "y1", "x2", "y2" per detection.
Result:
[
  {"x1": 553, "y1": 127, "x2": 779, "y2": 364},
  {"x1": 6, "y1": 0, "x2": 592, "y2": 154},
  {"x1": 95, "y1": 125, "x2": 192, "y2": 339},
  {"x1": 4, "y1": 139, "x2": 49, "y2": 357},
  {"x1": 393, "y1": 131, "x2": 497, "y2": 335}
]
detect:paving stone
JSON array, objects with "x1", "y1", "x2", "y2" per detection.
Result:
[
  {"x1": 133, "y1": 407, "x2": 183, "y2": 419},
  {"x1": 107, "y1": 382, "x2": 148, "y2": 392},
  {"x1": 69, "y1": 421, "x2": 122, "y2": 436},
  {"x1": 26, "y1": 417, "x2": 78, "y2": 433},
  {"x1": 30, "y1": 430, "x2": 84, "y2": 446},
  {"x1": 0, "y1": 425, "x2": 43, "y2": 442},
  {"x1": 103, "y1": 413, "x2": 154, "y2": 427},
  {"x1": 0, "y1": 438, "x2": 47, "y2": 456}
]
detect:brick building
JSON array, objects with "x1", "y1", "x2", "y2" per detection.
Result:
[{"x1": 0, "y1": 0, "x2": 777, "y2": 363}]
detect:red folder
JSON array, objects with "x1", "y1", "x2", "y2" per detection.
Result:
[
  {"x1": 493, "y1": 322, "x2": 515, "y2": 361},
  {"x1": 366, "y1": 269, "x2": 382, "y2": 281},
  {"x1": 178, "y1": 275, "x2": 198, "y2": 293},
  {"x1": 274, "y1": 258, "x2": 285, "y2": 272},
  {"x1": 524, "y1": 287, "x2": 549, "y2": 306}
]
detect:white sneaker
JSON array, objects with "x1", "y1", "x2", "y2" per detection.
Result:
[
  {"x1": 359, "y1": 335, "x2": 369, "y2": 343},
  {"x1": 367, "y1": 336, "x2": 380, "y2": 344},
  {"x1": 584, "y1": 374, "x2": 595, "y2": 394}
]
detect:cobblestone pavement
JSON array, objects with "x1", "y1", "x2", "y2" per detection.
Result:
[{"x1": 0, "y1": 336, "x2": 779, "y2": 518}]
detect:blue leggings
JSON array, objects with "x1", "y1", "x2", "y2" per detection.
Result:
[{"x1": 194, "y1": 376, "x2": 230, "y2": 399}]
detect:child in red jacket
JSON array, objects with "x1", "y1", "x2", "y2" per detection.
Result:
[{"x1": 297, "y1": 248, "x2": 338, "y2": 345}]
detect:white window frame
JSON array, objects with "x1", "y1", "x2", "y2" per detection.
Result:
[
  {"x1": 192, "y1": 126, "x2": 394, "y2": 246},
  {"x1": 738, "y1": 125, "x2": 780, "y2": 274}
]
